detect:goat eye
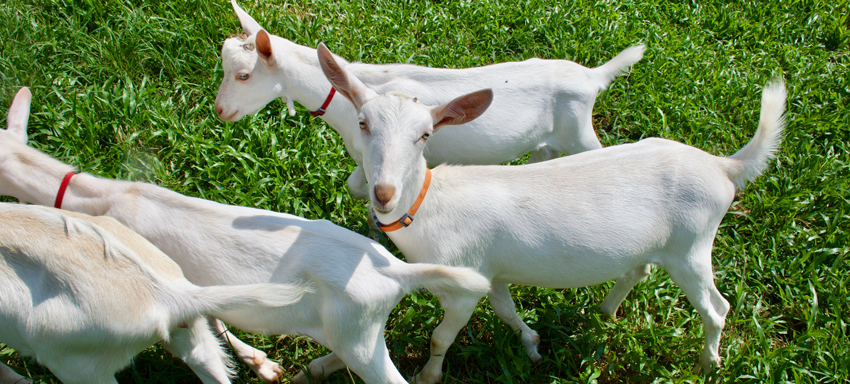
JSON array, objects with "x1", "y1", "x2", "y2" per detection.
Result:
[
  {"x1": 420, "y1": 133, "x2": 430, "y2": 141},
  {"x1": 237, "y1": 73, "x2": 250, "y2": 81},
  {"x1": 359, "y1": 120, "x2": 367, "y2": 130}
]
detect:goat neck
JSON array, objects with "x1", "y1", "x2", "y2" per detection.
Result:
[
  {"x1": 273, "y1": 39, "x2": 348, "y2": 115},
  {"x1": 0, "y1": 133, "x2": 113, "y2": 216}
]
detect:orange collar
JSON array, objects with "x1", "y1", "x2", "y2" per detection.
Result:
[{"x1": 371, "y1": 168, "x2": 432, "y2": 232}]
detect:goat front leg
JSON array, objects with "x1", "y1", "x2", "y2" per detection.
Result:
[
  {"x1": 488, "y1": 283, "x2": 542, "y2": 362},
  {"x1": 209, "y1": 318, "x2": 282, "y2": 383},
  {"x1": 0, "y1": 362, "x2": 32, "y2": 384},
  {"x1": 346, "y1": 166, "x2": 370, "y2": 200},
  {"x1": 599, "y1": 264, "x2": 652, "y2": 318},
  {"x1": 414, "y1": 294, "x2": 481, "y2": 384}
]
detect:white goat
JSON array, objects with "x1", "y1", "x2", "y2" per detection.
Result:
[
  {"x1": 213, "y1": 0, "x2": 645, "y2": 200},
  {"x1": 0, "y1": 203, "x2": 309, "y2": 384},
  {"x1": 317, "y1": 43, "x2": 787, "y2": 383},
  {"x1": 0, "y1": 87, "x2": 490, "y2": 384}
]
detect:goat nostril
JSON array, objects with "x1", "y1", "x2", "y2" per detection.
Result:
[
  {"x1": 374, "y1": 184, "x2": 396, "y2": 206},
  {"x1": 215, "y1": 105, "x2": 224, "y2": 116}
]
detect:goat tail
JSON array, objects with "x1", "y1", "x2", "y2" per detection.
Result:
[
  {"x1": 183, "y1": 281, "x2": 313, "y2": 316},
  {"x1": 392, "y1": 263, "x2": 491, "y2": 298},
  {"x1": 590, "y1": 45, "x2": 646, "y2": 90},
  {"x1": 727, "y1": 80, "x2": 787, "y2": 188},
  {"x1": 156, "y1": 280, "x2": 312, "y2": 336}
]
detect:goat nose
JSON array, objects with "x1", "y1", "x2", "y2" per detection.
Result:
[
  {"x1": 214, "y1": 103, "x2": 224, "y2": 117},
  {"x1": 374, "y1": 184, "x2": 396, "y2": 207}
]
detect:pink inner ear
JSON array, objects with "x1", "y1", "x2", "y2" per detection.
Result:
[
  {"x1": 318, "y1": 44, "x2": 357, "y2": 106},
  {"x1": 7, "y1": 88, "x2": 32, "y2": 139},
  {"x1": 433, "y1": 89, "x2": 492, "y2": 128},
  {"x1": 437, "y1": 104, "x2": 467, "y2": 126},
  {"x1": 256, "y1": 31, "x2": 273, "y2": 59}
]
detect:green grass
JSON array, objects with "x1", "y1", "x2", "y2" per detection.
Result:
[{"x1": 1, "y1": 0, "x2": 848, "y2": 383}]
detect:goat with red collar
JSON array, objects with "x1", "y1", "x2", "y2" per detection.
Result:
[
  {"x1": 213, "y1": 0, "x2": 645, "y2": 200},
  {"x1": 0, "y1": 87, "x2": 491, "y2": 384}
]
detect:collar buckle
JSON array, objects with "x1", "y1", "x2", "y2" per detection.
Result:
[
  {"x1": 309, "y1": 87, "x2": 336, "y2": 117},
  {"x1": 371, "y1": 169, "x2": 432, "y2": 233},
  {"x1": 399, "y1": 213, "x2": 413, "y2": 227},
  {"x1": 371, "y1": 212, "x2": 382, "y2": 229}
]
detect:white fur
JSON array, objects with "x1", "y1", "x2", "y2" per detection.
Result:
[
  {"x1": 318, "y1": 50, "x2": 786, "y2": 383},
  {"x1": 214, "y1": 0, "x2": 645, "y2": 199},
  {"x1": 0, "y1": 203, "x2": 309, "y2": 384},
  {"x1": 0, "y1": 88, "x2": 491, "y2": 384}
]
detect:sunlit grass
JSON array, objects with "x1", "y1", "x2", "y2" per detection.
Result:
[{"x1": 1, "y1": 0, "x2": 848, "y2": 382}]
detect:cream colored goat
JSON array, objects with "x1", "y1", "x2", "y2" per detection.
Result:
[
  {"x1": 318, "y1": 42, "x2": 787, "y2": 383},
  {"x1": 0, "y1": 87, "x2": 490, "y2": 384},
  {"x1": 0, "y1": 203, "x2": 307, "y2": 384},
  {"x1": 214, "y1": 0, "x2": 644, "y2": 200}
]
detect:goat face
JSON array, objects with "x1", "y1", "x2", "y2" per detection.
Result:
[
  {"x1": 358, "y1": 93, "x2": 435, "y2": 213},
  {"x1": 214, "y1": 32, "x2": 284, "y2": 122},
  {"x1": 316, "y1": 42, "x2": 492, "y2": 215}
]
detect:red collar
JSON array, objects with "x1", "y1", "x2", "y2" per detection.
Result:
[
  {"x1": 54, "y1": 171, "x2": 76, "y2": 209},
  {"x1": 309, "y1": 87, "x2": 336, "y2": 117},
  {"x1": 372, "y1": 169, "x2": 432, "y2": 232}
]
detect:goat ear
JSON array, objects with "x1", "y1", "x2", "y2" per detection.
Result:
[
  {"x1": 231, "y1": 0, "x2": 262, "y2": 36},
  {"x1": 5, "y1": 87, "x2": 31, "y2": 144},
  {"x1": 255, "y1": 29, "x2": 275, "y2": 64},
  {"x1": 430, "y1": 89, "x2": 493, "y2": 130},
  {"x1": 317, "y1": 42, "x2": 376, "y2": 111}
]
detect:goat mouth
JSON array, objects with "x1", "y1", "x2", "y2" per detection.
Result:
[
  {"x1": 372, "y1": 203, "x2": 393, "y2": 214},
  {"x1": 221, "y1": 110, "x2": 240, "y2": 121}
]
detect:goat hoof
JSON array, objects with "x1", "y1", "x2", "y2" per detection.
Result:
[
  {"x1": 410, "y1": 373, "x2": 441, "y2": 384},
  {"x1": 250, "y1": 355, "x2": 284, "y2": 384},
  {"x1": 291, "y1": 371, "x2": 308, "y2": 384},
  {"x1": 598, "y1": 302, "x2": 619, "y2": 319},
  {"x1": 696, "y1": 354, "x2": 721, "y2": 374}
]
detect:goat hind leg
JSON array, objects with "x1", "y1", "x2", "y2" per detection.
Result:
[
  {"x1": 488, "y1": 282, "x2": 542, "y2": 362},
  {"x1": 162, "y1": 317, "x2": 234, "y2": 384},
  {"x1": 414, "y1": 294, "x2": 481, "y2": 384},
  {"x1": 291, "y1": 352, "x2": 346, "y2": 384},
  {"x1": 599, "y1": 264, "x2": 652, "y2": 318},
  {"x1": 665, "y1": 249, "x2": 729, "y2": 373},
  {"x1": 0, "y1": 362, "x2": 32, "y2": 384},
  {"x1": 321, "y1": 317, "x2": 407, "y2": 384},
  {"x1": 209, "y1": 317, "x2": 282, "y2": 383}
]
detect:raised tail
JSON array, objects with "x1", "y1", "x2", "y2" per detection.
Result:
[
  {"x1": 388, "y1": 263, "x2": 491, "y2": 298},
  {"x1": 590, "y1": 45, "x2": 646, "y2": 90},
  {"x1": 727, "y1": 80, "x2": 787, "y2": 188}
]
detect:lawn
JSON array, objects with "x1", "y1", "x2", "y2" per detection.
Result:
[{"x1": 1, "y1": 0, "x2": 848, "y2": 383}]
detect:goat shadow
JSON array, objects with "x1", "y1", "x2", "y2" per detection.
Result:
[{"x1": 230, "y1": 215, "x2": 392, "y2": 287}]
